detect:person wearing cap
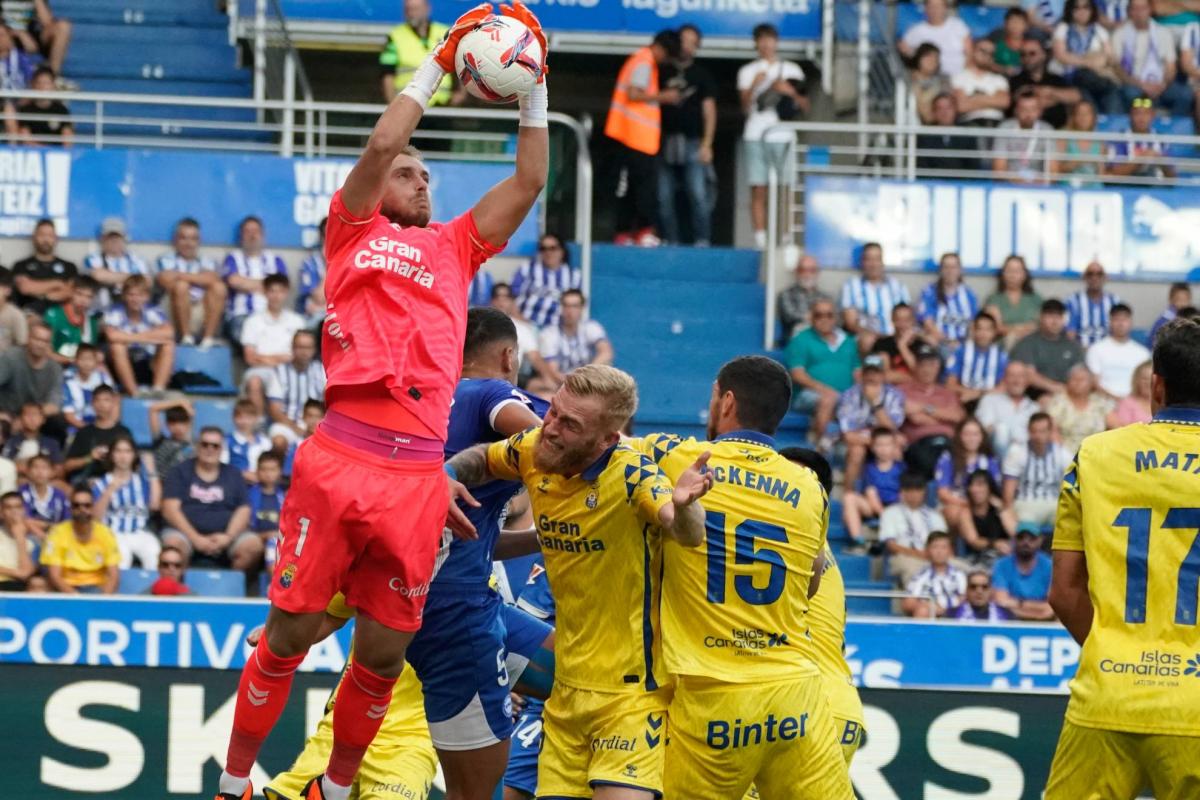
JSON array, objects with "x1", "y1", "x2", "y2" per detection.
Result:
[
  {"x1": 82, "y1": 217, "x2": 150, "y2": 311},
  {"x1": 785, "y1": 297, "x2": 859, "y2": 449},
  {"x1": 976, "y1": 361, "x2": 1041, "y2": 458},
  {"x1": 1002, "y1": 411, "x2": 1070, "y2": 529},
  {"x1": 836, "y1": 353, "x2": 905, "y2": 490},
  {"x1": 776, "y1": 253, "x2": 832, "y2": 341},
  {"x1": 1010, "y1": 298, "x2": 1085, "y2": 395},
  {"x1": 900, "y1": 343, "x2": 965, "y2": 477},
  {"x1": 991, "y1": 525, "x2": 1054, "y2": 620}
]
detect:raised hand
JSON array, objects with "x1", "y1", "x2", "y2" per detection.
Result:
[
  {"x1": 673, "y1": 451, "x2": 714, "y2": 508},
  {"x1": 499, "y1": 0, "x2": 548, "y2": 80},
  {"x1": 432, "y1": 3, "x2": 495, "y2": 74}
]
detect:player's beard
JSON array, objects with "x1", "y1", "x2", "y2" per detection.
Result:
[
  {"x1": 384, "y1": 199, "x2": 432, "y2": 228},
  {"x1": 533, "y1": 435, "x2": 594, "y2": 476}
]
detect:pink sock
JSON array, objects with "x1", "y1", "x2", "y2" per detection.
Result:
[
  {"x1": 224, "y1": 638, "x2": 307, "y2": 778},
  {"x1": 326, "y1": 659, "x2": 397, "y2": 786}
]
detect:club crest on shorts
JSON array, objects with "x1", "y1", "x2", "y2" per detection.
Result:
[{"x1": 279, "y1": 562, "x2": 298, "y2": 589}]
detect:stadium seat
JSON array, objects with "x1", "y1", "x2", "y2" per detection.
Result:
[
  {"x1": 193, "y1": 399, "x2": 236, "y2": 434},
  {"x1": 838, "y1": 553, "x2": 872, "y2": 583},
  {"x1": 173, "y1": 344, "x2": 236, "y2": 395},
  {"x1": 118, "y1": 567, "x2": 157, "y2": 594},
  {"x1": 185, "y1": 569, "x2": 246, "y2": 597},
  {"x1": 120, "y1": 397, "x2": 154, "y2": 448}
]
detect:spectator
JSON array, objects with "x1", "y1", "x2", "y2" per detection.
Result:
[
  {"x1": 1105, "y1": 94, "x2": 1176, "y2": 178},
  {"x1": 917, "y1": 251, "x2": 978, "y2": 358},
  {"x1": 991, "y1": 526, "x2": 1055, "y2": 620},
  {"x1": 983, "y1": 254, "x2": 1042, "y2": 345},
  {"x1": 1106, "y1": 359, "x2": 1152, "y2": 427},
  {"x1": 1052, "y1": 0, "x2": 1120, "y2": 114},
  {"x1": 946, "y1": 311, "x2": 1007, "y2": 405},
  {"x1": 149, "y1": 544, "x2": 191, "y2": 596},
  {"x1": 952, "y1": 570, "x2": 1014, "y2": 621},
  {"x1": 607, "y1": 29, "x2": 681, "y2": 247},
  {"x1": 836, "y1": 354, "x2": 906, "y2": 490},
  {"x1": 911, "y1": 43, "x2": 952, "y2": 124},
  {"x1": 527, "y1": 290, "x2": 612, "y2": 394},
  {"x1": 61, "y1": 385, "x2": 132, "y2": 484},
  {"x1": 248, "y1": 451, "x2": 285, "y2": 569},
  {"x1": 880, "y1": 471, "x2": 950, "y2": 585},
  {"x1": 1184, "y1": 21, "x2": 1200, "y2": 132},
  {"x1": 379, "y1": 0, "x2": 458, "y2": 105},
  {"x1": 1149, "y1": 282, "x2": 1192, "y2": 344},
  {"x1": 1110, "y1": 0, "x2": 1192, "y2": 115},
  {"x1": 101, "y1": 274, "x2": 174, "y2": 397},
  {"x1": 839, "y1": 242, "x2": 911, "y2": 344},
  {"x1": 16, "y1": 66, "x2": 72, "y2": 147},
  {"x1": 1002, "y1": 411, "x2": 1070, "y2": 529},
  {"x1": 900, "y1": 344, "x2": 965, "y2": 476},
  {"x1": 960, "y1": 468, "x2": 1016, "y2": 565},
  {"x1": 1052, "y1": 100, "x2": 1106, "y2": 186},
  {"x1": 992, "y1": 88, "x2": 1053, "y2": 183},
  {"x1": 0, "y1": 322, "x2": 62, "y2": 423},
  {"x1": 297, "y1": 216, "x2": 326, "y2": 327},
  {"x1": 0, "y1": 490, "x2": 34, "y2": 591},
  {"x1": 1011, "y1": 298, "x2": 1086, "y2": 393},
  {"x1": 1020, "y1": 0, "x2": 1063, "y2": 41},
  {"x1": 468, "y1": 266, "x2": 494, "y2": 310},
  {"x1": 91, "y1": 433, "x2": 160, "y2": 569},
  {"x1": 281, "y1": 399, "x2": 325, "y2": 477},
  {"x1": 0, "y1": 421, "x2": 15, "y2": 493},
  {"x1": 899, "y1": 0, "x2": 973, "y2": 77},
  {"x1": 1047, "y1": 363, "x2": 1114, "y2": 453},
  {"x1": 240, "y1": 273, "x2": 305, "y2": 415},
  {"x1": 161, "y1": 425, "x2": 257, "y2": 572},
  {"x1": 1086, "y1": 302, "x2": 1150, "y2": 398},
  {"x1": 4, "y1": 403, "x2": 61, "y2": 478},
  {"x1": 737, "y1": 23, "x2": 806, "y2": 250},
  {"x1": 1010, "y1": 35, "x2": 1082, "y2": 128},
  {"x1": 223, "y1": 215, "x2": 288, "y2": 339},
  {"x1": 1066, "y1": 260, "x2": 1121, "y2": 346},
  {"x1": 3, "y1": 0, "x2": 71, "y2": 78},
  {"x1": 785, "y1": 297, "x2": 858, "y2": 448},
  {"x1": 776, "y1": 254, "x2": 832, "y2": 340},
  {"x1": 156, "y1": 217, "x2": 226, "y2": 347},
  {"x1": 935, "y1": 416, "x2": 1002, "y2": 542},
  {"x1": 18, "y1": 452, "x2": 64, "y2": 535},
  {"x1": 976, "y1": 361, "x2": 1041, "y2": 456},
  {"x1": 511, "y1": 233, "x2": 583, "y2": 328},
  {"x1": 40, "y1": 486, "x2": 120, "y2": 595},
  {"x1": 990, "y1": 8, "x2": 1033, "y2": 75},
  {"x1": 0, "y1": 268, "x2": 28, "y2": 352},
  {"x1": 902, "y1": 531, "x2": 967, "y2": 618},
  {"x1": 842, "y1": 427, "x2": 904, "y2": 548},
  {"x1": 223, "y1": 399, "x2": 271, "y2": 484},
  {"x1": 1099, "y1": 0, "x2": 1127, "y2": 32},
  {"x1": 489, "y1": 283, "x2": 538, "y2": 380},
  {"x1": 148, "y1": 399, "x2": 194, "y2": 477},
  {"x1": 0, "y1": 25, "x2": 35, "y2": 141},
  {"x1": 267, "y1": 330, "x2": 325, "y2": 452},
  {"x1": 42, "y1": 275, "x2": 97, "y2": 365},
  {"x1": 658, "y1": 23, "x2": 717, "y2": 246},
  {"x1": 870, "y1": 302, "x2": 929, "y2": 384},
  {"x1": 82, "y1": 217, "x2": 149, "y2": 310},
  {"x1": 916, "y1": 93, "x2": 981, "y2": 172},
  {"x1": 952, "y1": 39, "x2": 1012, "y2": 127},
  {"x1": 11, "y1": 217, "x2": 76, "y2": 315},
  {"x1": 62, "y1": 343, "x2": 111, "y2": 430}
]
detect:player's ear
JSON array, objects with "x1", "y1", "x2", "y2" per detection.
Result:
[{"x1": 1150, "y1": 372, "x2": 1167, "y2": 415}]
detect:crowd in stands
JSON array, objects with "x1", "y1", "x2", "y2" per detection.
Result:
[
  {"x1": 0, "y1": 214, "x2": 611, "y2": 597},
  {"x1": 0, "y1": 1, "x2": 74, "y2": 146},
  {"x1": 780, "y1": 242, "x2": 1194, "y2": 620}
]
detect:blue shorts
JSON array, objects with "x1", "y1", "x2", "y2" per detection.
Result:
[
  {"x1": 406, "y1": 590, "x2": 552, "y2": 751},
  {"x1": 504, "y1": 698, "x2": 545, "y2": 798}
]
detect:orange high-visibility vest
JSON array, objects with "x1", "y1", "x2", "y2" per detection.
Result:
[{"x1": 604, "y1": 47, "x2": 661, "y2": 155}]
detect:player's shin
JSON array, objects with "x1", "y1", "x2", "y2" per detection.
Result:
[
  {"x1": 223, "y1": 638, "x2": 308, "y2": 780},
  {"x1": 326, "y1": 659, "x2": 399, "y2": 787}
]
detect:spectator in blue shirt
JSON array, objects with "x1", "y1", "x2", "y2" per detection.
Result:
[
  {"x1": 1149, "y1": 282, "x2": 1192, "y2": 345},
  {"x1": 842, "y1": 426, "x2": 904, "y2": 548},
  {"x1": 836, "y1": 354, "x2": 906, "y2": 491},
  {"x1": 947, "y1": 311, "x2": 1008, "y2": 405},
  {"x1": 297, "y1": 216, "x2": 326, "y2": 327},
  {"x1": 511, "y1": 234, "x2": 582, "y2": 328},
  {"x1": 18, "y1": 452, "x2": 66, "y2": 537},
  {"x1": 935, "y1": 416, "x2": 1002, "y2": 546},
  {"x1": 838, "y1": 242, "x2": 911, "y2": 349},
  {"x1": 991, "y1": 526, "x2": 1055, "y2": 620},
  {"x1": 248, "y1": 451, "x2": 286, "y2": 573},
  {"x1": 222, "y1": 400, "x2": 271, "y2": 485},
  {"x1": 222, "y1": 215, "x2": 287, "y2": 341},
  {"x1": 83, "y1": 217, "x2": 149, "y2": 311},
  {"x1": 101, "y1": 274, "x2": 175, "y2": 397},
  {"x1": 3, "y1": 402, "x2": 62, "y2": 480},
  {"x1": 61, "y1": 343, "x2": 112, "y2": 431},
  {"x1": 1065, "y1": 260, "x2": 1120, "y2": 347},
  {"x1": 786, "y1": 298, "x2": 859, "y2": 448},
  {"x1": 917, "y1": 252, "x2": 978, "y2": 359}
]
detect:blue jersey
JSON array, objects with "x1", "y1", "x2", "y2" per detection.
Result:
[
  {"x1": 436, "y1": 378, "x2": 548, "y2": 589},
  {"x1": 504, "y1": 560, "x2": 555, "y2": 797},
  {"x1": 248, "y1": 485, "x2": 286, "y2": 533},
  {"x1": 20, "y1": 484, "x2": 68, "y2": 525},
  {"x1": 91, "y1": 471, "x2": 153, "y2": 534}
]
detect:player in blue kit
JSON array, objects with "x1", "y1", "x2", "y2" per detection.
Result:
[
  {"x1": 503, "y1": 560, "x2": 555, "y2": 800},
  {"x1": 405, "y1": 306, "x2": 556, "y2": 800}
]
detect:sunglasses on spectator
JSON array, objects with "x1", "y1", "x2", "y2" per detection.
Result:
[
  {"x1": 198, "y1": 440, "x2": 223, "y2": 449},
  {"x1": 1131, "y1": 97, "x2": 1153, "y2": 109},
  {"x1": 1084, "y1": 270, "x2": 1104, "y2": 277},
  {"x1": 968, "y1": 581, "x2": 990, "y2": 589},
  {"x1": 538, "y1": 243, "x2": 561, "y2": 252},
  {"x1": 812, "y1": 310, "x2": 835, "y2": 318}
]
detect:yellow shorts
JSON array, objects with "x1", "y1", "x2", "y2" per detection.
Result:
[
  {"x1": 1045, "y1": 720, "x2": 1200, "y2": 800},
  {"x1": 665, "y1": 674, "x2": 853, "y2": 800},
  {"x1": 537, "y1": 683, "x2": 670, "y2": 799}
]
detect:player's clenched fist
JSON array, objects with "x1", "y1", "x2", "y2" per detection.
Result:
[
  {"x1": 432, "y1": 3, "x2": 495, "y2": 73},
  {"x1": 500, "y1": 1, "x2": 548, "y2": 80}
]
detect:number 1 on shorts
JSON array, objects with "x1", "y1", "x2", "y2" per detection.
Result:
[{"x1": 296, "y1": 516, "x2": 311, "y2": 557}]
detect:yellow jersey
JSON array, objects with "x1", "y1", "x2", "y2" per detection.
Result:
[
  {"x1": 39, "y1": 522, "x2": 119, "y2": 588},
  {"x1": 486, "y1": 428, "x2": 675, "y2": 693},
  {"x1": 638, "y1": 431, "x2": 827, "y2": 683},
  {"x1": 1054, "y1": 407, "x2": 1200, "y2": 736},
  {"x1": 324, "y1": 593, "x2": 427, "y2": 744}
]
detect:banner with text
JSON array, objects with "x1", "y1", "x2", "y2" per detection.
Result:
[
  {"x1": 804, "y1": 175, "x2": 1200, "y2": 279},
  {"x1": 0, "y1": 146, "x2": 540, "y2": 254}
]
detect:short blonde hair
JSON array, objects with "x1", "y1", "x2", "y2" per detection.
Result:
[{"x1": 562, "y1": 365, "x2": 639, "y2": 431}]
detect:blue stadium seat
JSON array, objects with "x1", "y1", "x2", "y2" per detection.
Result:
[
  {"x1": 118, "y1": 567, "x2": 156, "y2": 594},
  {"x1": 837, "y1": 554, "x2": 872, "y2": 583},
  {"x1": 1131, "y1": 329, "x2": 1151, "y2": 347},
  {"x1": 193, "y1": 399, "x2": 235, "y2": 434},
  {"x1": 120, "y1": 397, "x2": 154, "y2": 448},
  {"x1": 173, "y1": 344, "x2": 236, "y2": 395},
  {"x1": 185, "y1": 569, "x2": 245, "y2": 597}
]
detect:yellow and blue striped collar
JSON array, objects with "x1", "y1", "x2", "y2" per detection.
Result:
[{"x1": 712, "y1": 429, "x2": 777, "y2": 450}]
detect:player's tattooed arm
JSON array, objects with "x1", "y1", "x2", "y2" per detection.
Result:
[{"x1": 446, "y1": 443, "x2": 493, "y2": 487}]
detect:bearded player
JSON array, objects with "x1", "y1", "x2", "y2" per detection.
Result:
[{"x1": 215, "y1": 5, "x2": 549, "y2": 799}]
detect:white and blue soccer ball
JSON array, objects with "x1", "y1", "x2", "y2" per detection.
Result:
[{"x1": 454, "y1": 15, "x2": 544, "y2": 104}]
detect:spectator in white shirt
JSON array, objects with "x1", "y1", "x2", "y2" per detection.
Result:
[
  {"x1": 879, "y1": 471, "x2": 949, "y2": 585},
  {"x1": 240, "y1": 273, "x2": 306, "y2": 416},
  {"x1": 838, "y1": 242, "x2": 911, "y2": 348},
  {"x1": 899, "y1": 0, "x2": 974, "y2": 76},
  {"x1": 528, "y1": 290, "x2": 612, "y2": 395},
  {"x1": 155, "y1": 217, "x2": 226, "y2": 348},
  {"x1": 1002, "y1": 411, "x2": 1070, "y2": 528},
  {"x1": 1109, "y1": 0, "x2": 1192, "y2": 115},
  {"x1": 975, "y1": 361, "x2": 1041, "y2": 457},
  {"x1": 1086, "y1": 303, "x2": 1150, "y2": 399},
  {"x1": 902, "y1": 532, "x2": 968, "y2": 618},
  {"x1": 952, "y1": 39, "x2": 1012, "y2": 125}
]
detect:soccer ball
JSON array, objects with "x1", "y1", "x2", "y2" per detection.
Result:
[{"x1": 454, "y1": 15, "x2": 544, "y2": 104}]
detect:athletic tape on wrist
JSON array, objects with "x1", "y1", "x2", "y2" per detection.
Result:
[
  {"x1": 519, "y1": 81, "x2": 549, "y2": 128},
  {"x1": 401, "y1": 58, "x2": 446, "y2": 109}
]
